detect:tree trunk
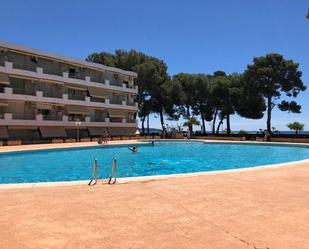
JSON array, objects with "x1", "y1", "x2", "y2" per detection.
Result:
[
  {"x1": 212, "y1": 107, "x2": 218, "y2": 135},
  {"x1": 267, "y1": 96, "x2": 272, "y2": 134},
  {"x1": 216, "y1": 116, "x2": 224, "y2": 135},
  {"x1": 186, "y1": 105, "x2": 190, "y2": 117},
  {"x1": 159, "y1": 109, "x2": 165, "y2": 130},
  {"x1": 186, "y1": 105, "x2": 193, "y2": 133},
  {"x1": 201, "y1": 113, "x2": 206, "y2": 134},
  {"x1": 147, "y1": 114, "x2": 150, "y2": 134},
  {"x1": 226, "y1": 114, "x2": 231, "y2": 135},
  {"x1": 141, "y1": 116, "x2": 146, "y2": 134}
]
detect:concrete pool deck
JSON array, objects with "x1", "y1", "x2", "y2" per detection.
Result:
[{"x1": 1, "y1": 140, "x2": 309, "y2": 248}]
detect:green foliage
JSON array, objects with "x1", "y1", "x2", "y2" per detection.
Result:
[
  {"x1": 86, "y1": 50, "x2": 306, "y2": 135},
  {"x1": 243, "y1": 53, "x2": 306, "y2": 133},
  {"x1": 183, "y1": 116, "x2": 201, "y2": 128},
  {"x1": 86, "y1": 50, "x2": 171, "y2": 130},
  {"x1": 278, "y1": 101, "x2": 301, "y2": 113},
  {"x1": 233, "y1": 74, "x2": 266, "y2": 119},
  {"x1": 287, "y1": 122, "x2": 304, "y2": 135},
  {"x1": 238, "y1": 130, "x2": 247, "y2": 136}
]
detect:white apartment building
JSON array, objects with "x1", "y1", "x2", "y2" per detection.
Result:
[{"x1": 0, "y1": 42, "x2": 138, "y2": 143}]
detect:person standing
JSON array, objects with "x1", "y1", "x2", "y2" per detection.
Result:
[{"x1": 186, "y1": 128, "x2": 191, "y2": 139}]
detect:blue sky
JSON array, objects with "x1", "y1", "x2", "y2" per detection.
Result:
[{"x1": 1, "y1": 0, "x2": 309, "y2": 131}]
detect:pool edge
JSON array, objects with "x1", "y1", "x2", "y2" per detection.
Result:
[{"x1": 1, "y1": 155, "x2": 309, "y2": 190}]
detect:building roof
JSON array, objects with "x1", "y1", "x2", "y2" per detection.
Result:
[{"x1": 0, "y1": 41, "x2": 137, "y2": 77}]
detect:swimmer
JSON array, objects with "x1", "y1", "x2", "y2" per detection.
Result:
[
  {"x1": 129, "y1": 146, "x2": 138, "y2": 152},
  {"x1": 151, "y1": 140, "x2": 155, "y2": 146}
]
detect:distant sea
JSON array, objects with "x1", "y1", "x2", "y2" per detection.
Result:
[
  {"x1": 140, "y1": 128, "x2": 309, "y2": 136},
  {"x1": 229, "y1": 131, "x2": 309, "y2": 135}
]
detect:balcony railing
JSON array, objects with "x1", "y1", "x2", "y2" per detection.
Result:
[
  {"x1": 109, "y1": 99, "x2": 123, "y2": 105},
  {"x1": 42, "y1": 115, "x2": 63, "y2": 121},
  {"x1": 109, "y1": 117, "x2": 123, "y2": 123},
  {"x1": 12, "y1": 113, "x2": 36, "y2": 120},
  {"x1": 68, "y1": 116, "x2": 86, "y2": 122},
  {"x1": 12, "y1": 62, "x2": 37, "y2": 72},
  {"x1": 12, "y1": 88, "x2": 36, "y2": 96},
  {"x1": 43, "y1": 67, "x2": 63, "y2": 76},
  {"x1": 127, "y1": 102, "x2": 136, "y2": 106},
  {"x1": 91, "y1": 117, "x2": 106, "y2": 122},
  {"x1": 68, "y1": 94, "x2": 86, "y2": 101},
  {"x1": 2, "y1": 61, "x2": 137, "y2": 93},
  {"x1": 90, "y1": 97, "x2": 105, "y2": 103},
  {"x1": 69, "y1": 72, "x2": 86, "y2": 80},
  {"x1": 42, "y1": 90, "x2": 63, "y2": 99},
  {"x1": 0, "y1": 113, "x2": 4, "y2": 119},
  {"x1": 90, "y1": 75, "x2": 105, "y2": 84},
  {"x1": 127, "y1": 119, "x2": 136, "y2": 123},
  {"x1": 110, "y1": 80, "x2": 123, "y2": 87}
]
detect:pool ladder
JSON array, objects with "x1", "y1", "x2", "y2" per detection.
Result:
[
  {"x1": 88, "y1": 159, "x2": 98, "y2": 186},
  {"x1": 108, "y1": 157, "x2": 117, "y2": 184},
  {"x1": 88, "y1": 157, "x2": 118, "y2": 186}
]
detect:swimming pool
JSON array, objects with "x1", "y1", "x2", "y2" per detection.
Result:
[{"x1": 1, "y1": 141, "x2": 309, "y2": 184}]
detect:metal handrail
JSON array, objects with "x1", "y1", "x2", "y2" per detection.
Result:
[
  {"x1": 88, "y1": 158, "x2": 98, "y2": 186},
  {"x1": 108, "y1": 157, "x2": 117, "y2": 184}
]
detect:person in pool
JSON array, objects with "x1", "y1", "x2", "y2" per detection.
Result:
[{"x1": 129, "y1": 146, "x2": 138, "y2": 152}]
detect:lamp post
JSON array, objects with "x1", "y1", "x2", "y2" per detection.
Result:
[{"x1": 75, "y1": 120, "x2": 81, "y2": 142}]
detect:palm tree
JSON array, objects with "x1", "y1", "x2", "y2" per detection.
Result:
[{"x1": 183, "y1": 116, "x2": 201, "y2": 133}]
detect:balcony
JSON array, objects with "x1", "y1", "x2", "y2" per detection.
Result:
[
  {"x1": 68, "y1": 94, "x2": 86, "y2": 101},
  {"x1": 90, "y1": 75, "x2": 105, "y2": 84},
  {"x1": 12, "y1": 62, "x2": 37, "y2": 72},
  {"x1": 127, "y1": 102, "x2": 136, "y2": 107},
  {"x1": 110, "y1": 80, "x2": 123, "y2": 87},
  {"x1": 12, "y1": 113, "x2": 36, "y2": 120},
  {"x1": 90, "y1": 96, "x2": 105, "y2": 103},
  {"x1": 1, "y1": 113, "x2": 137, "y2": 128},
  {"x1": 0, "y1": 88, "x2": 137, "y2": 111},
  {"x1": 42, "y1": 114, "x2": 63, "y2": 121},
  {"x1": 91, "y1": 117, "x2": 106, "y2": 122},
  {"x1": 0, "y1": 61, "x2": 138, "y2": 94},
  {"x1": 68, "y1": 72, "x2": 86, "y2": 81},
  {"x1": 43, "y1": 67, "x2": 63, "y2": 76},
  {"x1": 12, "y1": 87, "x2": 36, "y2": 96},
  {"x1": 109, "y1": 99, "x2": 123, "y2": 105},
  {"x1": 68, "y1": 115, "x2": 86, "y2": 122},
  {"x1": 42, "y1": 90, "x2": 63, "y2": 99},
  {"x1": 109, "y1": 117, "x2": 123, "y2": 123}
]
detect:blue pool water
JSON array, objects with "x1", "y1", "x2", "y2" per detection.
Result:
[{"x1": 0, "y1": 141, "x2": 309, "y2": 184}]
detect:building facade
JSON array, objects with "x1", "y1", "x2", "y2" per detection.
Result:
[{"x1": 0, "y1": 42, "x2": 138, "y2": 143}]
